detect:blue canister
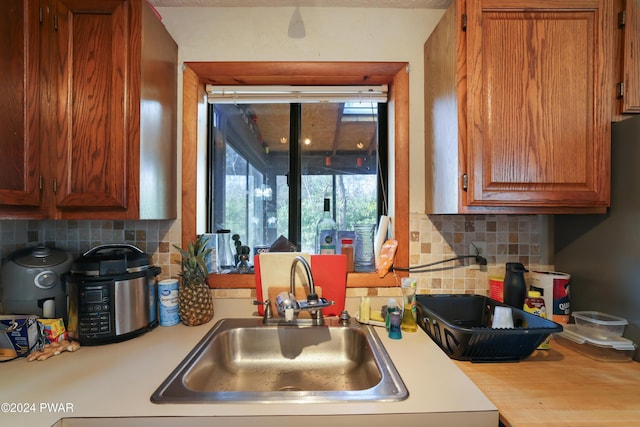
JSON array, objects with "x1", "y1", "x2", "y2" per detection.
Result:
[{"x1": 158, "y1": 279, "x2": 180, "y2": 326}]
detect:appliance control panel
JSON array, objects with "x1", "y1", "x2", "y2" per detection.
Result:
[{"x1": 79, "y1": 285, "x2": 112, "y2": 337}]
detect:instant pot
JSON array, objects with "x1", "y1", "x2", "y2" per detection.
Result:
[
  {"x1": 65, "y1": 244, "x2": 160, "y2": 346},
  {"x1": 0, "y1": 246, "x2": 73, "y2": 319}
]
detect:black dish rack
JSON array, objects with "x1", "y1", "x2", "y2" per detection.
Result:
[{"x1": 416, "y1": 294, "x2": 563, "y2": 362}]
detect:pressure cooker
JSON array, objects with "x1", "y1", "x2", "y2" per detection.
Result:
[
  {"x1": 65, "y1": 244, "x2": 160, "y2": 346},
  {"x1": 1, "y1": 246, "x2": 73, "y2": 319}
]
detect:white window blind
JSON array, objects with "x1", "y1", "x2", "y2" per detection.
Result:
[{"x1": 205, "y1": 85, "x2": 388, "y2": 104}]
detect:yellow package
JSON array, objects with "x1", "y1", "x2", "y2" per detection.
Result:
[
  {"x1": 38, "y1": 318, "x2": 66, "y2": 342},
  {"x1": 523, "y1": 292, "x2": 550, "y2": 350}
]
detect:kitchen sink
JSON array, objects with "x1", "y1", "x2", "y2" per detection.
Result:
[{"x1": 151, "y1": 317, "x2": 408, "y2": 403}]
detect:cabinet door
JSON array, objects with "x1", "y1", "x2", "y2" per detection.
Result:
[
  {"x1": 53, "y1": 0, "x2": 130, "y2": 211},
  {"x1": 0, "y1": 0, "x2": 42, "y2": 208},
  {"x1": 620, "y1": 0, "x2": 640, "y2": 113},
  {"x1": 465, "y1": 0, "x2": 611, "y2": 208}
]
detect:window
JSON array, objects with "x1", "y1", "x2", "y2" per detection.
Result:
[
  {"x1": 182, "y1": 61, "x2": 410, "y2": 287},
  {"x1": 208, "y1": 97, "x2": 387, "y2": 255}
]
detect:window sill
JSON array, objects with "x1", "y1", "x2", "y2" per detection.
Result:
[{"x1": 208, "y1": 272, "x2": 400, "y2": 289}]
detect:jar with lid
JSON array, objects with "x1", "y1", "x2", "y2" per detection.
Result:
[{"x1": 341, "y1": 238, "x2": 354, "y2": 272}]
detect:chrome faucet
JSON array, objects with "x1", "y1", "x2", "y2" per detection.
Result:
[{"x1": 273, "y1": 255, "x2": 334, "y2": 325}]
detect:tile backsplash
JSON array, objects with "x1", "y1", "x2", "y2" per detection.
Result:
[
  {"x1": 408, "y1": 213, "x2": 553, "y2": 295},
  {"x1": 0, "y1": 220, "x2": 182, "y2": 281},
  {"x1": 0, "y1": 214, "x2": 552, "y2": 300}
]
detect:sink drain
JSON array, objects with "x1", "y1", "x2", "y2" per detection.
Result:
[{"x1": 278, "y1": 386, "x2": 303, "y2": 391}]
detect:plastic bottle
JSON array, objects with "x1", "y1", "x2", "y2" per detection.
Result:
[
  {"x1": 385, "y1": 298, "x2": 399, "y2": 331},
  {"x1": 359, "y1": 296, "x2": 370, "y2": 323},
  {"x1": 388, "y1": 311, "x2": 402, "y2": 340},
  {"x1": 315, "y1": 198, "x2": 337, "y2": 254},
  {"x1": 341, "y1": 238, "x2": 354, "y2": 272},
  {"x1": 503, "y1": 262, "x2": 528, "y2": 309},
  {"x1": 401, "y1": 277, "x2": 418, "y2": 332},
  {"x1": 523, "y1": 290, "x2": 550, "y2": 349}
]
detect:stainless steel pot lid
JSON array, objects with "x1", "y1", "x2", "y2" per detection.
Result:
[
  {"x1": 70, "y1": 244, "x2": 153, "y2": 276},
  {"x1": 12, "y1": 246, "x2": 71, "y2": 268}
]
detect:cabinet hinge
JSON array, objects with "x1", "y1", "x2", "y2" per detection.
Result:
[
  {"x1": 39, "y1": 175, "x2": 43, "y2": 191},
  {"x1": 53, "y1": 178, "x2": 57, "y2": 193},
  {"x1": 462, "y1": 174, "x2": 468, "y2": 191},
  {"x1": 618, "y1": 10, "x2": 626, "y2": 29},
  {"x1": 617, "y1": 81, "x2": 625, "y2": 99},
  {"x1": 461, "y1": 13, "x2": 467, "y2": 32}
]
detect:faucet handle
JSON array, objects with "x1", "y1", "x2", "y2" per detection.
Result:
[
  {"x1": 253, "y1": 300, "x2": 273, "y2": 320},
  {"x1": 339, "y1": 310, "x2": 351, "y2": 325}
]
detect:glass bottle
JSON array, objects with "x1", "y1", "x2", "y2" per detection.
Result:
[{"x1": 315, "y1": 198, "x2": 337, "y2": 254}]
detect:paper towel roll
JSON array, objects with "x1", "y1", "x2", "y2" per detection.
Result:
[
  {"x1": 42, "y1": 299, "x2": 56, "y2": 319},
  {"x1": 374, "y1": 215, "x2": 390, "y2": 264}
]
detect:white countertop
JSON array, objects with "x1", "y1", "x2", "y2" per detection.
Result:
[{"x1": 0, "y1": 299, "x2": 497, "y2": 427}]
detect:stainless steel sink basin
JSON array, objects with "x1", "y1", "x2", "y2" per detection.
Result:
[{"x1": 151, "y1": 318, "x2": 408, "y2": 403}]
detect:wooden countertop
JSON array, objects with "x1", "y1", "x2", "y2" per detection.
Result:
[{"x1": 455, "y1": 337, "x2": 640, "y2": 427}]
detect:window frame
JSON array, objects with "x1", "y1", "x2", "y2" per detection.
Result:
[{"x1": 181, "y1": 62, "x2": 409, "y2": 289}]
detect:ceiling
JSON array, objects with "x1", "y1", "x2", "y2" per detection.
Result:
[
  {"x1": 148, "y1": 0, "x2": 450, "y2": 8},
  {"x1": 249, "y1": 103, "x2": 377, "y2": 154},
  {"x1": 218, "y1": 103, "x2": 377, "y2": 157}
]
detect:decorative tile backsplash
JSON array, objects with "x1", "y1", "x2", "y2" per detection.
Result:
[
  {"x1": 0, "y1": 214, "x2": 552, "y2": 300},
  {"x1": 407, "y1": 213, "x2": 553, "y2": 295},
  {"x1": 0, "y1": 220, "x2": 182, "y2": 281}
]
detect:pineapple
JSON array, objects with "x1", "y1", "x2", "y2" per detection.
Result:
[{"x1": 174, "y1": 235, "x2": 214, "y2": 326}]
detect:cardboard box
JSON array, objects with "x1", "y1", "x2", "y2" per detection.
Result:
[
  {"x1": 0, "y1": 315, "x2": 40, "y2": 360},
  {"x1": 39, "y1": 318, "x2": 67, "y2": 342}
]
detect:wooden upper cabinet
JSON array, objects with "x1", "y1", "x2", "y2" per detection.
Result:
[
  {"x1": 0, "y1": 0, "x2": 177, "y2": 219},
  {"x1": 0, "y1": 0, "x2": 42, "y2": 210},
  {"x1": 425, "y1": 0, "x2": 613, "y2": 214},
  {"x1": 615, "y1": 0, "x2": 640, "y2": 115},
  {"x1": 53, "y1": 0, "x2": 129, "y2": 212}
]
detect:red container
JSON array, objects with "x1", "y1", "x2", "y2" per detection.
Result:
[{"x1": 489, "y1": 277, "x2": 504, "y2": 302}]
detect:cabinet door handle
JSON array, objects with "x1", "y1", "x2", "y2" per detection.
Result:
[
  {"x1": 39, "y1": 176, "x2": 43, "y2": 191},
  {"x1": 53, "y1": 178, "x2": 57, "y2": 193}
]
